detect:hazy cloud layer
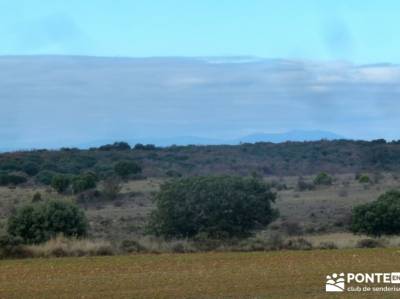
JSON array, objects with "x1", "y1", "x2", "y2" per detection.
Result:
[{"x1": 0, "y1": 56, "x2": 399, "y2": 149}]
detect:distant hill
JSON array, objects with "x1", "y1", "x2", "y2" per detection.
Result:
[{"x1": 0, "y1": 139, "x2": 398, "y2": 180}]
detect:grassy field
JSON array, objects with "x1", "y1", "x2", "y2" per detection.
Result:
[{"x1": 1, "y1": 249, "x2": 400, "y2": 298}]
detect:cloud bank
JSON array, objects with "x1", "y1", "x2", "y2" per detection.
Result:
[{"x1": 0, "y1": 56, "x2": 399, "y2": 149}]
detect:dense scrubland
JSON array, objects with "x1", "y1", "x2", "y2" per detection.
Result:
[
  {"x1": 1, "y1": 139, "x2": 400, "y2": 258},
  {"x1": 0, "y1": 139, "x2": 399, "y2": 180}
]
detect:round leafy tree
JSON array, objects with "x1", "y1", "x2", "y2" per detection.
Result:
[
  {"x1": 148, "y1": 176, "x2": 278, "y2": 238},
  {"x1": 313, "y1": 172, "x2": 332, "y2": 185},
  {"x1": 51, "y1": 174, "x2": 71, "y2": 193},
  {"x1": 72, "y1": 172, "x2": 98, "y2": 194},
  {"x1": 351, "y1": 190, "x2": 400, "y2": 236},
  {"x1": 114, "y1": 161, "x2": 142, "y2": 178},
  {"x1": 7, "y1": 199, "x2": 87, "y2": 244}
]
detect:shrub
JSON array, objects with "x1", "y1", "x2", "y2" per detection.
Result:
[
  {"x1": 22, "y1": 162, "x2": 39, "y2": 176},
  {"x1": 351, "y1": 190, "x2": 400, "y2": 236},
  {"x1": 0, "y1": 174, "x2": 27, "y2": 186},
  {"x1": 114, "y1": 161, "x2": 142, "y2": 178},
  {"x1": 313, "y1": 172, "x2": 332, "y2": 186},
  {"x1": 35, "y1": 170, "x2": 56, "y2": 185},
  {"x1": 358, "y1": 175, "x2": 371, "y2": 184},
  {"x1": 51, "y1": 174, "x2": 71, "y2": 193},
  {"x1": 148, "y1": 176, "x2": 278, "y2": 238},
  {"x1": 356, "y1": 238, "x2": 385, "y2": 248},
  {"x1": 297, "y1": 179, "x2": 314, "y2": 191},
  {"x1": 284, "y1": 238, "x2": 313, "y2": 250},
  {"x1": 71, "y1": 172, "x2": 97, "y2": 194},
  {"x1": 280, "y1": 221, "x2": 303, "y2": 236},
  {"x1": 318, "y1": 241, "x2": 338, "y2": 250},
  {"x1": 120, "y1": 239, "x2": 146, "y2": 253},
  {"x1": 32, "y1": 192, "x2": 42, "y2": 202},
  {"x1": 0, "y1": 235, "x2": 32, "y2": 259},
  {"x1": 101, "y1": 178, "x2": 122, "y2": 200},
  {"x1": 26, "y1": 235, "x2": 114, "y2": 257},
  {"x1": 98, "y1": 142, "x2": 131, "y2": 151},
  {"x1": 134, "y1": 143, "x2": 156, "y2": 150},
  {"x1": 7, "y1": 199, "x2": 87, "y2": 244},
  {"x1": 318, "y1": 241, "x2": 338, "y2": 249}
]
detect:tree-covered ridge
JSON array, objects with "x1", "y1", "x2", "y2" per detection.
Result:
[{"x1": 0, "y1": 139, "x2": 400, "y2": 186}]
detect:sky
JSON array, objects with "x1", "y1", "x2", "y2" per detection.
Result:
[
  {"x1": 1, "y1": 0, "x2": 400, "y2": 63},
  {"x1": 1, "y1": 1, "x2": 400, "y2": 149}
]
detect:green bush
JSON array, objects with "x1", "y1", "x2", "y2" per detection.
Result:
[
  {"x1": 99, "y1": 142, "x2": 131, "y2": 151},
  {"x1": 51, "y1": 174, "x2": 71, "y2": 193},
  {"x1": 32, "y1": 192, "x2": 42, "y2": 202},
  {"x1": 358, "y1": 175, "x2": 371, "y2": 184},
  {"x1": 71, "y1": 172, "x2": 97, "y2": 194},
  {"x1": 351, "y1": 190, "x2": 400, "y2": 236},
  {"x1": 313, "y1": 172, "x2": 332, "y2": 185},
  {"x1": 0, "y1": 235, "x2": 30, "y2": 258},
  {"x1": 7, "y1": 199, "x2": 87, "y2": 244},
  {"x1": 114, "y1": 161, "x2": 142, "y2": 178},
  {"x1": 22, "y1": 162, "x2": 39, "y2": 176},
  {"x1": 0, "y1": 174, "x2": 27, "y2": 186},
  {"x1": 134, "y1": 143, "x2": 156, "y2": 150},
  {"x1": 148, "y1": 176, "x2": 278, "y2": 238},
  {"x1": 35, "y1": 170, "x2": 56, "y2": 185}
]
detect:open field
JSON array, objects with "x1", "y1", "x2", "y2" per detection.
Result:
[
  {"x1": 1, "y1": 249, "x2": 400, "y2": 298},
  {"x1": 1, "y1": 172, "x2": 399, "y2": 244}
]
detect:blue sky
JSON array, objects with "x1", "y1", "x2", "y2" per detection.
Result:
[{"x1": 1, "y1": 0, "x2": 399, "y2": 63}]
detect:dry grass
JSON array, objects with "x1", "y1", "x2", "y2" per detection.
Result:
[
  {"x1": 300, "y1": 232, "x2": 400, "y2": 249},
  {"x1": 25, "y1": 235, "x2": 114, "y2": 258},
  {"x1": 1, "y1": 174, "x2": 400, "y2": 245},
  {"x1": 1, "y1": 249, "x2": 400, "y2": 298}
]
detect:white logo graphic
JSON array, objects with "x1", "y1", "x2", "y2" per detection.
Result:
[{"x1": 326, "y1": 273, "x2": 345, "y2": 292}]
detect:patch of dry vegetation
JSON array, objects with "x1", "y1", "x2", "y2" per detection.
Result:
[{"x1": 22, "y1": 235, "x2": 114, "y2": 258}]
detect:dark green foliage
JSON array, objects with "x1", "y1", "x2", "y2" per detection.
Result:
[
  {"x1": 0, "y1": 174, "x2": 27, "y2": 186},
  {"x1": 32, "y1": 192, "x2": 42, "y2": 202},
  {"x1": 0, "y1": 235, "x2": 29, "y2": 258},
  {"x1": 56, "y1": 155, "x2": 97, "y2": 174},
  {"x1": 134, "y1": 143, "x2": 156, "y2": 150},
  {"x1": 99, "y1": 142, "x2": 131, "y2": 151},
  {"x1": 51, "y1": 174, "x2": 71, "y2": 193},
  {"x1": 35, "y1": 170, "x2": 56, "y2": 185},
  {"x1": 313, "y1": 172, "x2": 332, "y2": 185},
  {"x1": 114, "y1": 161, "x2": 142, "y2": 178},
  {"x1": 71, "y1": 172, "x2": 97, "y2": 194},
  {"x1": 7, "y1": 199, "x2": 87, "y2": 244},
  {"x1": 4, "y1": 140, "x2": 400, "y2": 180},
  {"x1": 148, "y1": 176, "x2": 278, "y2": 238},
  {"x1": 0, "y1": 159, "x2": 21, "y2": 171},
  {"x1": 22, "y1": 162, "x2": 39, "y2": 176},
  {"x1": 351, "y1": 190, "x2": 400, "y2": 236},
  {"x1": 358, "y1": 175, "x2": 370, "y2": 184}
]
